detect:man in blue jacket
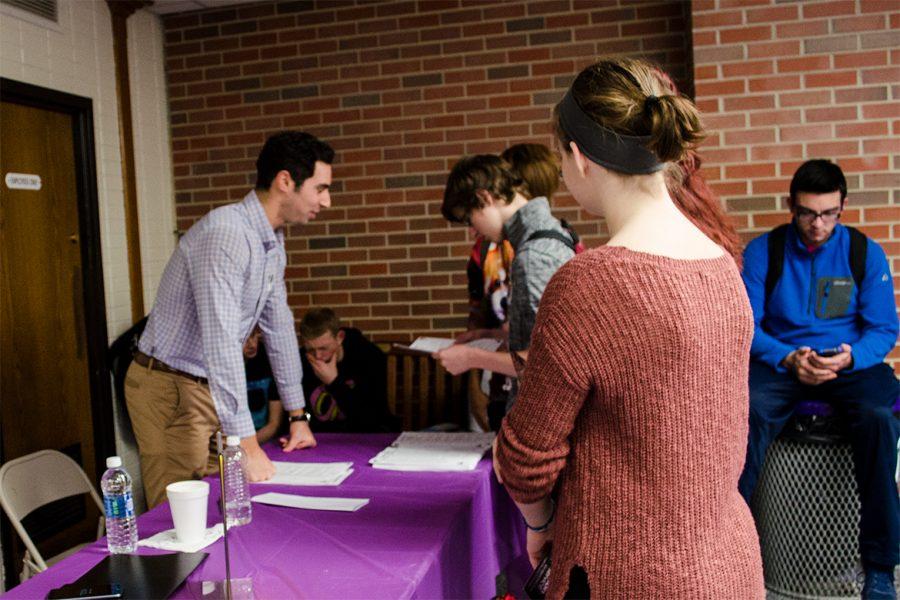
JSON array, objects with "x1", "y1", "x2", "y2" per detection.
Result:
[{"x1": 739, "y1": 159, "x2": 899, "y2": 599}]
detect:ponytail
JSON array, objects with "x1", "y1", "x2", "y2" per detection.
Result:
[{"x1": 645, "y1": 94, "x2": 704, "y2": 164}]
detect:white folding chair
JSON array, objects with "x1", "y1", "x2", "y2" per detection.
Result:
[{"x1": 0, "y1": 450, "x2": 104, "y2": 581}]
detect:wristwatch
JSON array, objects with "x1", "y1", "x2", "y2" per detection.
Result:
[{"x1": 288, "y1": 411, "x2": 311, "y2": 424}]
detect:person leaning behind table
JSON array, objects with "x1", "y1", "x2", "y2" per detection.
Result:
[
  {"x1": 492, "y1": 57, "x2": 765, "y2": 598},
  {"x1": 126, "y1": 131, "x2": 334, "y2": 508},
  {"x1": 737, "y1": 159, "x2": 899, "y2": 600}
]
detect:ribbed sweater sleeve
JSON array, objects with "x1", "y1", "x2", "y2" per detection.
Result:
[{"x1": 496, "y1": 262, "x2": 591, "y2": 503}]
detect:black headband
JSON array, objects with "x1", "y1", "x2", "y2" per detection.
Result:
[{"x1": 558, "y1": 90, "x2": 664, "y2": 175}]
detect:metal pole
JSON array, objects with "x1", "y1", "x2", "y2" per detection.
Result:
[{"x1": 217, "y1": 432, "x2": 232, "y2": 600}]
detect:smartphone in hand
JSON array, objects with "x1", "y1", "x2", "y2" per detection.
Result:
[
  {"x1": 524, "y1": 555, "x2": 551, "y2": 599},
  {"x1": 816, "y1": 346, "x2": 843, "y2": 357}
]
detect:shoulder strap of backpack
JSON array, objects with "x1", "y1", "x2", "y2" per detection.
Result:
[
  {"x1": 765, "y1": 224, "x2": 789, "y2": 301},
  {"x1": 558, "y1": 218, "x2": 581, "y2": 245},
  {"x1": 846, "y1": 225, "x2": 868, "y2": 289},
  {"x1": 525, "y1": 229, "x2": 576, "y2": 252}
]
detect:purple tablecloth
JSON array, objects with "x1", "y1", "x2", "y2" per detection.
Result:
[{"x1": 4, "y1": 434, "x2": 528, "y2": 599}]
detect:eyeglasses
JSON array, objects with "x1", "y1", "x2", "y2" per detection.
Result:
[{"x1": 795, "y1": 206, "x2": 842, "y2": 224}]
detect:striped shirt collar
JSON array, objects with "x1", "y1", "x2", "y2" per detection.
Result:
[{"x1": 242, "y1": 189, "x2": 281, "y2": 252}]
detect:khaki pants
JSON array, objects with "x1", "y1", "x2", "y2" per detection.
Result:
[{"x1": 124, "y1": 362, "x2": 220, "y2": 508}]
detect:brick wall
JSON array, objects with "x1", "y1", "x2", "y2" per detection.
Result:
[
  {"x1": 162, "y1": 0, "x2": 899, "y2": 369},
  {"x1": 162, "y1": 0, "x2": 691, "y2": 341},
  {"x1": 691, "y1": 0, "x2": 900, "y2": 370}
]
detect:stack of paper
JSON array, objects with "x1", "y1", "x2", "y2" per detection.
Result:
[
  {"x1": 258, "y1": 462, "x2": 354, "y2": 486},
  {"x1": 251, "y1": 492, "x2": 368, "y2": 512},
  {"x1": 370, "y1": 431, "x2": 495, "y2": 472},
  {"x1": 395, "y1": 336, "x2": 503, "y2": 354}
]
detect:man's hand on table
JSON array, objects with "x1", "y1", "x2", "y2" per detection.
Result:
[
  {"x1": 279, "y1": 418, "x2": 317, "y2": 452},
  {"x1": 240, "y1": 436, "x2": 276, "y2": 481}
]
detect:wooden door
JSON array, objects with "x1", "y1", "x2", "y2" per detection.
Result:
[{"x1": 0, "y1": 99, "x2": 100, "y2": 581}]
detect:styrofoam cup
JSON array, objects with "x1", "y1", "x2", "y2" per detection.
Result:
[{"x1": 166, "y1": 480, "x2": 209, "y2": 545}]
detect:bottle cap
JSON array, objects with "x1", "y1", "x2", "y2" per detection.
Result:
[
  {"x1": 226, "y1": 435, "x2": 240, "y2": 447},
  {"x1": 106, "y1": 456, "x2": 122, "y2": 468}
]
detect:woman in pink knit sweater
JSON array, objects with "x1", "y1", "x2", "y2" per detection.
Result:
[{"x1": 493, "y1": 58, "x2": 765, "y2": 598}]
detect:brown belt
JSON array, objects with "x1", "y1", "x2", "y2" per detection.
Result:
[{"x1": 133, "y1": 351, "x2": 208, "y2": 386}]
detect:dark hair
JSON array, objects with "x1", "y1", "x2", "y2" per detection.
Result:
[
  {"x1": 500, "y1": 143, "x2": 560, "y2": 200},
  {"x1": 441, "y1": 155, "x2": 522, "y2": 224},
  {"x1": 554, "y1": 57, "x2": 704, "y2": 166},
  {"x1": 789, "y1": 159, "x2": 847, "y2": 206},
  {"x1": 255, "y1": 131, "x2": 335, "y2": 190},
  {"x1": 300, "y1": 307, "x2": 342, "y2": 340}
]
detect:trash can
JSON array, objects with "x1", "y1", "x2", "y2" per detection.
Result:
[{"x1": 751, "y1": 400, "x2": 900, "y2": 599}]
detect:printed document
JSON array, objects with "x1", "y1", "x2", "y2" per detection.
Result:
[
  {"x1": 257, "y1": 462, "x2": 354, "y2": 486},
  {"x1": 370, "y1": 431, "x2": 495, "y2": 472}
]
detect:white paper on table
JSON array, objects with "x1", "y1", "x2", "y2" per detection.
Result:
[
  {"x1": 370, "y1": 447, "x2": 482, "y2": 471},
  {"x1": 251, "y1": 492, "x2": 368, "y2": 512},
  {"x1": 393, "y1": 431, "x2": 495, "y2": 451},
  {"x1": 257, "y1": 462, "x2": 354, "y2": 486},
  {"x1": 394, "y1": 337, "x2": 503, "y2": 355},
  {"x1": 138, "y1": 524, "x2": 224, "y2": 553},
  {"x1": 369, "y1": 431, "x2": 495, "y2": 472}
]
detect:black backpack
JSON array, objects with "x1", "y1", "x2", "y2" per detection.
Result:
[
  {"x1": 524, "y1": 218, "x2": 584, "y2": 254},
  {"x1": 765, "y1": 223, "x2": 867, "y2": 302},
  {"x1": 108, "y1": 316, "x2": 149, "y2": 418}
]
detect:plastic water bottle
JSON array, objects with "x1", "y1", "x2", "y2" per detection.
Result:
[
  {"x1": 100, "y1": 456, "x2": 138, "y2": 554},
  {"x1": 223, "y1": 436, "x2": 252, "y2": 526}
]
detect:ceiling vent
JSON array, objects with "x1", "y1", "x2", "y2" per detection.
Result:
[{"x1": 1, "y1": 0, "x2": 57, "y2": 23}]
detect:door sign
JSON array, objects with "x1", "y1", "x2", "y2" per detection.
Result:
[{"x1": 5, "y1": 172, "x2": 42, "y2": 190}]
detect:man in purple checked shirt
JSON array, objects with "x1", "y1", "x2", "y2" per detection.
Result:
[{"x1": 125, "y1": 131, "x2": 334, "y2": 508}]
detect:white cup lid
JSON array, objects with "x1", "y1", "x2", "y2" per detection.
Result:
[
  {"x1": 226, "y1": 436, "x2": 240, "y2": 447},
  {"x1": 106, "y1": 456, "x2": 122, "y2": 468},
  {"x1": 166, "y1": 480, "x2": 210, "y2": 499}
]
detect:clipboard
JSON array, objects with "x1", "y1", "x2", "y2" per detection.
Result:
[{"x1": 46, "y1": 552, "x2": 208, "y2": 600}]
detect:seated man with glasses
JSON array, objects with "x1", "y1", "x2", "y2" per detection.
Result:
[{"x1": 739, "y1": 159, "x2": 899, "y2": 599}]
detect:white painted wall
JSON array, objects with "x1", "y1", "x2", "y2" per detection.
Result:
[
  {"x1": 128, "y1": 9, "x2": 177, "y2": 308},
  {"x1": 0, "y1": 0, "x2": 175, "y2": 566},
  {"x1": 0, "y1": 0, "x2": 175, "y2": 340}
]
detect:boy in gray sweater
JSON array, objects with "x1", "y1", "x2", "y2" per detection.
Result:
[{"x1": 435, "y1": 154, "x2": 576, "y2": 411}]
